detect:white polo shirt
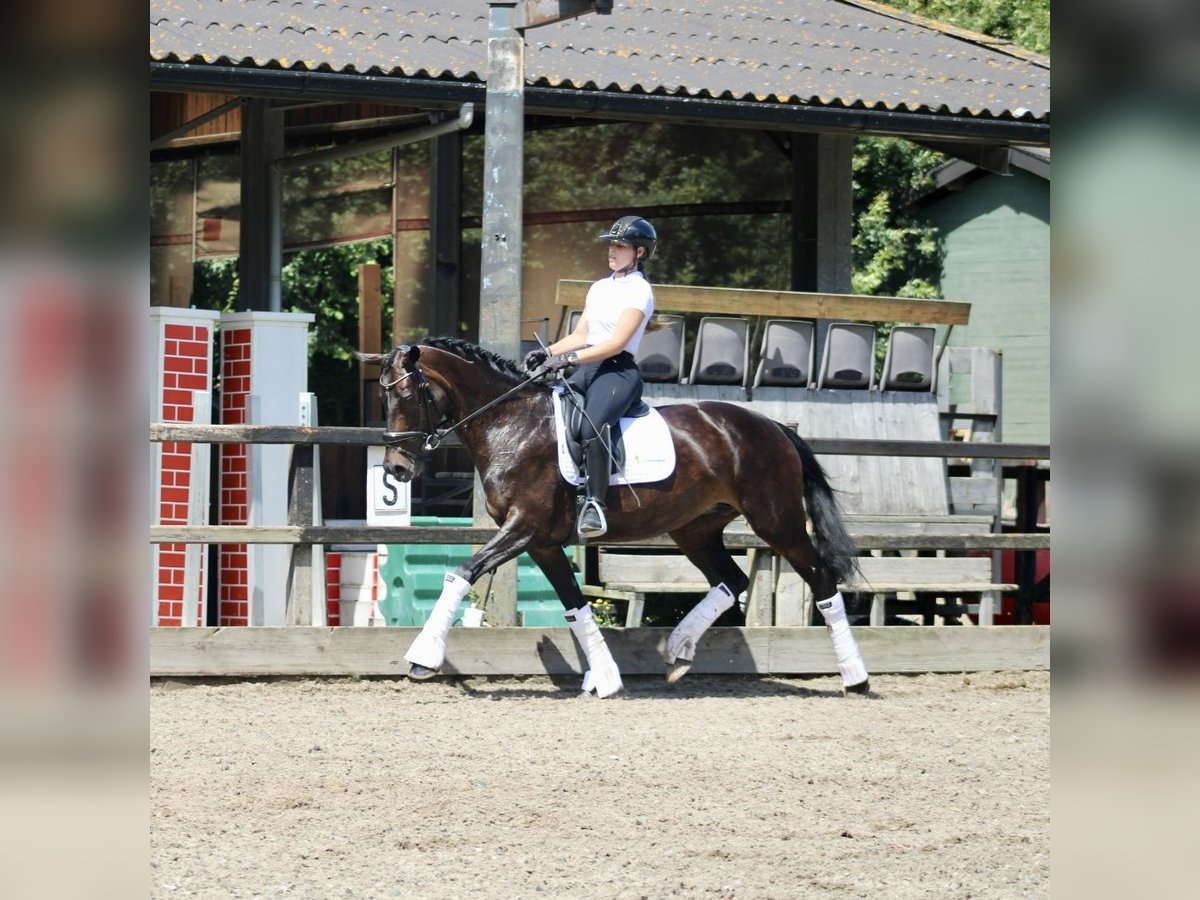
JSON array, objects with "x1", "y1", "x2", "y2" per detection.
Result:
[{"x1": 583, "y1": 270, "x2": 655, "y2": 355}]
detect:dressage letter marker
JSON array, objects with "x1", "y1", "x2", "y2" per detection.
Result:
[{"x1": 367, "y1": 445, "x2": 411, "y2": 526}]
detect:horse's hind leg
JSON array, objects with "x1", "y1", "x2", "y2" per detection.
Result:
[
  {"x1": 662, "y1": 517, "x2": 749, "y2": 682},
  {"x1": 526, "y1": 545, "x2": 623, "y2": 698},
  {"x1": 743, "y1": 510, "x2": 869, "y2": 695}
]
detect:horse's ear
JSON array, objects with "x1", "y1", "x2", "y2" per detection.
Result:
[
  {"x1": 352, "y1": 351, "x2": 386, "y2": 366},
  {"x1": 402, "y1": 344, "x2": 420, "y2": 366}
]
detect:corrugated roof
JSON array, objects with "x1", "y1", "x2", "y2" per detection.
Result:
[{"x1": 150, "y1": 0, "x2": 1049, "y2": 122}]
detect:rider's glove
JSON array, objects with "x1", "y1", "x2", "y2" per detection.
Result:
[
  {"x1": 543, "y1": 351, "x2": 579, "y2": 374},
  {"x1": 523, "y1": 348, "x2": 548, "y2": 372}
]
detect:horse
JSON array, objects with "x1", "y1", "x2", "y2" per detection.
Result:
[{"x1": 355, "y1": 337, "x2": 869, "y2": 698}]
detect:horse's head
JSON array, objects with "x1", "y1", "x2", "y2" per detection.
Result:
[{"x1": 354, "y1": 344, "x2": 443, "y2": 483}]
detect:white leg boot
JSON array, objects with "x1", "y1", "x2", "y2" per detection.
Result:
[
  {"x1": 816, "y1": 591, "x2": 870, "y2": 693},
  {"x1": 665, "y1": 583, "x2": 736, "y2": 664},
  {"x1": 404, "y1": 573, "x2": 472, "y2": 671},
  {"x1": 565, "y1": 606, "x2": 623, "y2": 698}
]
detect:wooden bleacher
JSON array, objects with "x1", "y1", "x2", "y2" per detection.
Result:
[{"x1": 560, "y1": 279, "x2": 1017, "y2": 627}]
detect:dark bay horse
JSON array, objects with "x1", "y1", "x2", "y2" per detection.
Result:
[{"x1": 356, "y1": 338, "x2": 869, "y2": 697}]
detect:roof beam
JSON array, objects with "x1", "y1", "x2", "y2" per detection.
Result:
[
  {"x1": 272, "y1": 103, "x2": 474, "y2": 171},
  {"x1": 914, "y1": 140, "x2": 1013, "y2": 176},
  {"x1": 149, "y1": 62, "x2": 1050, "y2": 146},
  {"x1": 517, "y1": 0, "x2": 611, "y2": 30},
  {"x1": 149, "y1": 96, "x2": 242, "y2": 150}
]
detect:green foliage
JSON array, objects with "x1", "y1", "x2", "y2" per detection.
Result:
[
  {"x1": 852, "y1": 193, "x2": 941, "y2": 299},
  {"x1": 281, "y1": 239, "x2": 395, "y2": 425},
  {"x1": 191, "y1": 256, "x2": 239, "y2": 312},
  {"x1": 191, "y1": 239, "x2": 394, "y2": 424},
  {"x1": 885, "y1": 0, "x2": 1050, "y2": 55},
  {"x1": 851, "y1": 139, "x2": 943, "y2": 300},
  {"x1": 589, "y1": 598, "x2": 620, "y2": 627}
]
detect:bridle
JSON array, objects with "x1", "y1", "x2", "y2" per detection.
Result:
[
  {"x1": 379, "y1": 354, "x2": 546, "y2": 463},
  {"x1": 380, "y1": 361, "x2": 453, "y2": 461}
]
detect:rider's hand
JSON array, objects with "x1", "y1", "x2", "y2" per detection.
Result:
[
  {"x1": 523, "y1": 348, "x2": 548, "y2": 372},
  {"x1": 543, "y1": 351, "x2": 579, "y2": 374}
]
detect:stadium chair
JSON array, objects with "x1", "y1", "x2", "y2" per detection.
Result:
[
  {"x1": 816, "y1": 322, "x2": 876, "y2": 390},
  {"x1": 688, "y1": 316, "x2": 751, "y2": 386},
  {"x1": 879, "y1": 325, "x2": 937, "y2": 391},
  {"x1": 634, "y1": 314, "x2": 686, "y2": 383},
  {"x1": 753, "y1": 319, "x2": 815, "y2": 387}
]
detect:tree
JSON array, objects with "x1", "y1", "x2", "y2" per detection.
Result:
[
  {"x1": 851, "y1": 139, "x2": 944, "y2": 299},
  {"x1": 280, "y1": 239, "x2": 395, "y2": 425},
  {"x1": 885, "y1": 0, "x2": 1049, "y2": 55}
]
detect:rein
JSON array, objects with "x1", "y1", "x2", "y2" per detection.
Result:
[{"x1": 382, "y1": 360, "x2": 545, "y2": 458}]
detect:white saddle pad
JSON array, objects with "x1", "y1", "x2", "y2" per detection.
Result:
[{"x1": 553, "y1": 387, "x2": 676, "y2": 486}]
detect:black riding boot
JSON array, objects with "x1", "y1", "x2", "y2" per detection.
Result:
[{"x1": 578, "y1": 430, "x2": 611, "y2": 539}]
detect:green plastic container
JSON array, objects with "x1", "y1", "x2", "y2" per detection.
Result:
[{"x1": 377, "y1": 517, "x2": 576, "y2": 627}]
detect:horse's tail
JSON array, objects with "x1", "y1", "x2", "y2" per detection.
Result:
[{"x1": 777, "y1": 422, "x2": 861, "y2": 585}]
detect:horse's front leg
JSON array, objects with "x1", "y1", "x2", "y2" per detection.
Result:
[
  {"x1": 403, "y1": 521, "x2": 534, "y2": 681},
  {"x1": 525, "y1": 546, "x2": 623, "y2": 699}
]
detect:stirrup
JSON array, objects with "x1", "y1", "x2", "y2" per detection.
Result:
[{"x1": 577, "y1": 499, "x2": 607, "y2": 538}]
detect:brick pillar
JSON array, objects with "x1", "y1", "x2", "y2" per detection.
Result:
[
  {"x1": 325, "y1": 553, "x2": 342, "y2": 626},
  {"x1": 218, "y1": 312, "x2": 315, "y2": 625},
  {"x1": 150, "y1": 307, "x2": 219, "y2": 627}
]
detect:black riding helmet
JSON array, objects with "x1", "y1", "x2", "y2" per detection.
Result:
[{"x1": 598, "y1": 215, "x2": 657, "y2": 261}]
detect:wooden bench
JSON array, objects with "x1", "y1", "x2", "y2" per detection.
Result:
[
  {"x1": 576, "y1": 391, "x2": 1017, "y2": 626},
  {"x1": 776, "y1": 514, "x2": 1016, "y2": 626},
  {"x1": 582, "y1": 531, "x2": 1018, "y2": 629}
]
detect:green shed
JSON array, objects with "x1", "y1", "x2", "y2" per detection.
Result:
[{"x1": 909, "y1": 147, "x2": 1050, "y2": 444}]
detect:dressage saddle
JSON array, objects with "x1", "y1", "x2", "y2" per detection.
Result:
[{"x1": 560, "y1": 391, "x2": 650, "y2": 476}]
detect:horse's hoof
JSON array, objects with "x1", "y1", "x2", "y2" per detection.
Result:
[
  {"x1": 665, "y1": 661, "x2": 693, "y2": 685},
  {"x1": 844, "y1": 678, "x2": 870, "y2": 696},
  {"x1": 408, "y1": 664, "x2": 440, "y2": 681}
]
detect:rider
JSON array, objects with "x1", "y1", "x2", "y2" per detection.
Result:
[{"x1": 524, "y1": 214, "x2": 657, "y2": 539}]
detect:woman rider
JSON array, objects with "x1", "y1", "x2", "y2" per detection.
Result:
[{"x1": 524, "y1": 215, "x2": 657, "y2": 538}]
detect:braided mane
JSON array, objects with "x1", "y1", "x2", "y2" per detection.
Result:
[{"x1": 418, "y1": 336, "x2": 524, "y2": 379}]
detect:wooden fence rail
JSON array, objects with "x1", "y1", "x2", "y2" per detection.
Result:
[
  {"x1": 151, "y1": 421, "x2": 1048, "y2": 619},
  {"x1": 149, "y1": 426, "x2": 1049, "y2": 556},
  {"x1": 150, "y1": 422, "x2": 1049, "y2": 675},
  {"x1": 151, "y1": 423, "x2": 1049, "y2": 461},
  {"x1": 150, "y1": 524, "x2": 1046, "y2": 552}
]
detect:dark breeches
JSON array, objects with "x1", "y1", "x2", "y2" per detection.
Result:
[{"x1": 566, "y1": 352, "x2": 643, "y2": 442}]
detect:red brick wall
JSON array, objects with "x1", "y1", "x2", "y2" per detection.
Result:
[
  {"x1": 218, "y1": 327, "x2": 252, "y2": 626},
  {"x1": 325, "y1": 552, "x2": 342, "y2": 626},
  {"x1": 155, "y1": 322, "x2": 211, "y2": 627}
]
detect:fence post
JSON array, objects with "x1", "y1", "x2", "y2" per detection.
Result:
[
  {"x1": 358, "y1": 263, "x2": 382, "y2": 424},
  {"x1": 742, "y1": 549, "x2": 775, "y2": 626},
  {"x1": 285, "y1": 444, "x2": 314, "y2": 625}
]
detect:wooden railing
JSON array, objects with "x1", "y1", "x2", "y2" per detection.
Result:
[
  {"x1": 150, "y1": 423, "x2": 1049, "y2": 627},
  {"x1": 554, "y1": 280, "x2": 971, "y2": 326}
]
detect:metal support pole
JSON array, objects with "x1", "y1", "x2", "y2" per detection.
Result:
[
  {"x1": 431, "y1": 125, "x2": 464, "y2": 338},
  {"x1": 479, "y1": 2, "x2": 525, "y2": 364},
  {"x1": 790, "y1": 134, "x2": 818, "y2": 292},
  {"x1": 474, "y1": 2, "x2": 610, "y2": 621},
  {"x1": 237, "y1": 99, "x2": 284, "y2": 311},
  {"x1": 475, "y1": 2, "x2": 526, "y2": 624}
]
